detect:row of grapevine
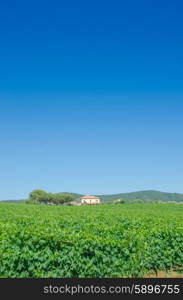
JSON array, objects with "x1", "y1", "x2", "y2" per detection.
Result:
[{"x1": 0, "y1": 203, "x2": 183, "y2": 277}]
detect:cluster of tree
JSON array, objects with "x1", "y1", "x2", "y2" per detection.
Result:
[
  {"x1": 114, "y1": 198, "x2": 145, "y2": 204},
  {"x1": 26, "y1": 190, "x2": 74, "y2": 205},
  {"x1": 114, "y1": 198, "x2": 161, "y2": 204}
]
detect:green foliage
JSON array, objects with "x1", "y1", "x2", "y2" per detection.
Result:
[
  {"x1": 114, "y1": 199, "x2": 145, "y2": 204},
  {"x1": 114, "y1": 199, "x2": 128, "y2": 204},
  {"x1": 27, "y1": 190, "x2": 74, "y2": 205},
  {"x1": 29, "y1": 190, "x2": 48, "y2": 204},
  {"x1": 131, "y1": 199, "x2": 144, "y2": 204},
  {"x1": 0, "y1": 203, "x2": 183, "y2": 277}
]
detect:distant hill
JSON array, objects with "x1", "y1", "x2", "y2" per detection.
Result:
[
  {"x1": 0, "y1": 199, "x2": 26, "y2": 203},
  {"x1": 1, "y1": 190, "x2": 183, "y2": 203},
  {"x1": 97, "y1": 190, "x2": 183, "y2": 203},
  {"x1": 71, "y1": 190, "x2": 183, "y2": 203}
]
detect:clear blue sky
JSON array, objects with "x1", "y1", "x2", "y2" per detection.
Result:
[{"x1": 0, "y1": 0, "x2": 183, "y2": 199}]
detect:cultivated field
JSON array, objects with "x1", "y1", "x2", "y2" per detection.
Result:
[{"x1": 0, "y1": 203, "x2": 183, "y2": 277}]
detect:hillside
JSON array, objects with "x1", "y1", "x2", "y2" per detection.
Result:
[
  {"x1": 72, "y1": 190, "x2": 183, "y2": 203},
  {"x1": 1, "y1": 199, "x2": 26, "y2": 203},
  {"x1": 2, "y1": 190, "x2": 183, "y2": 203},
  {"x1": 67, "y1": 190, "x2": 183, "y2": 203},
  {"x1": 97, "y1": 190, "x2": 183, "y2": 203}
]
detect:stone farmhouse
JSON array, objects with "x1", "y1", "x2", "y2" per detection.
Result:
[{"x1": 80, "y1": 195, "x2": 101, "y2": 205}]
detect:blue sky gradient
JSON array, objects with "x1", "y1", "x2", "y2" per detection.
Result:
[{"x1": 0, "y1": 1, "x2": 183, "y2": 199}]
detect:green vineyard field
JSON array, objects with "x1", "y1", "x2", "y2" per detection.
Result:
[{"x1": 0, "y1": 203, "x2": 183, "y2": 277}]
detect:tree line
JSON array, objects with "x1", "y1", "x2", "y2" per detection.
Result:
[{"x1": 26, "y1": 190, "x2": 74, "y2": 205}]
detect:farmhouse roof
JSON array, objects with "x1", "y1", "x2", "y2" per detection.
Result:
[{"x1": 80, "y1": 195, "x2": 99, "y2": 199}]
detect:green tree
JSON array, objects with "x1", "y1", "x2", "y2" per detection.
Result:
[
  {"x1": 29, "y1": 190, "x2": 47, "y2": 204},
  {"x1": 54, "y1": 193, "x2": 74, "y2": 205},
  {"x1": 27, "y1": 190, "x2": 74, "y2": 205},
  {"x1": 131, "y1": 199, "x2": 144, "y2": 204}
]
